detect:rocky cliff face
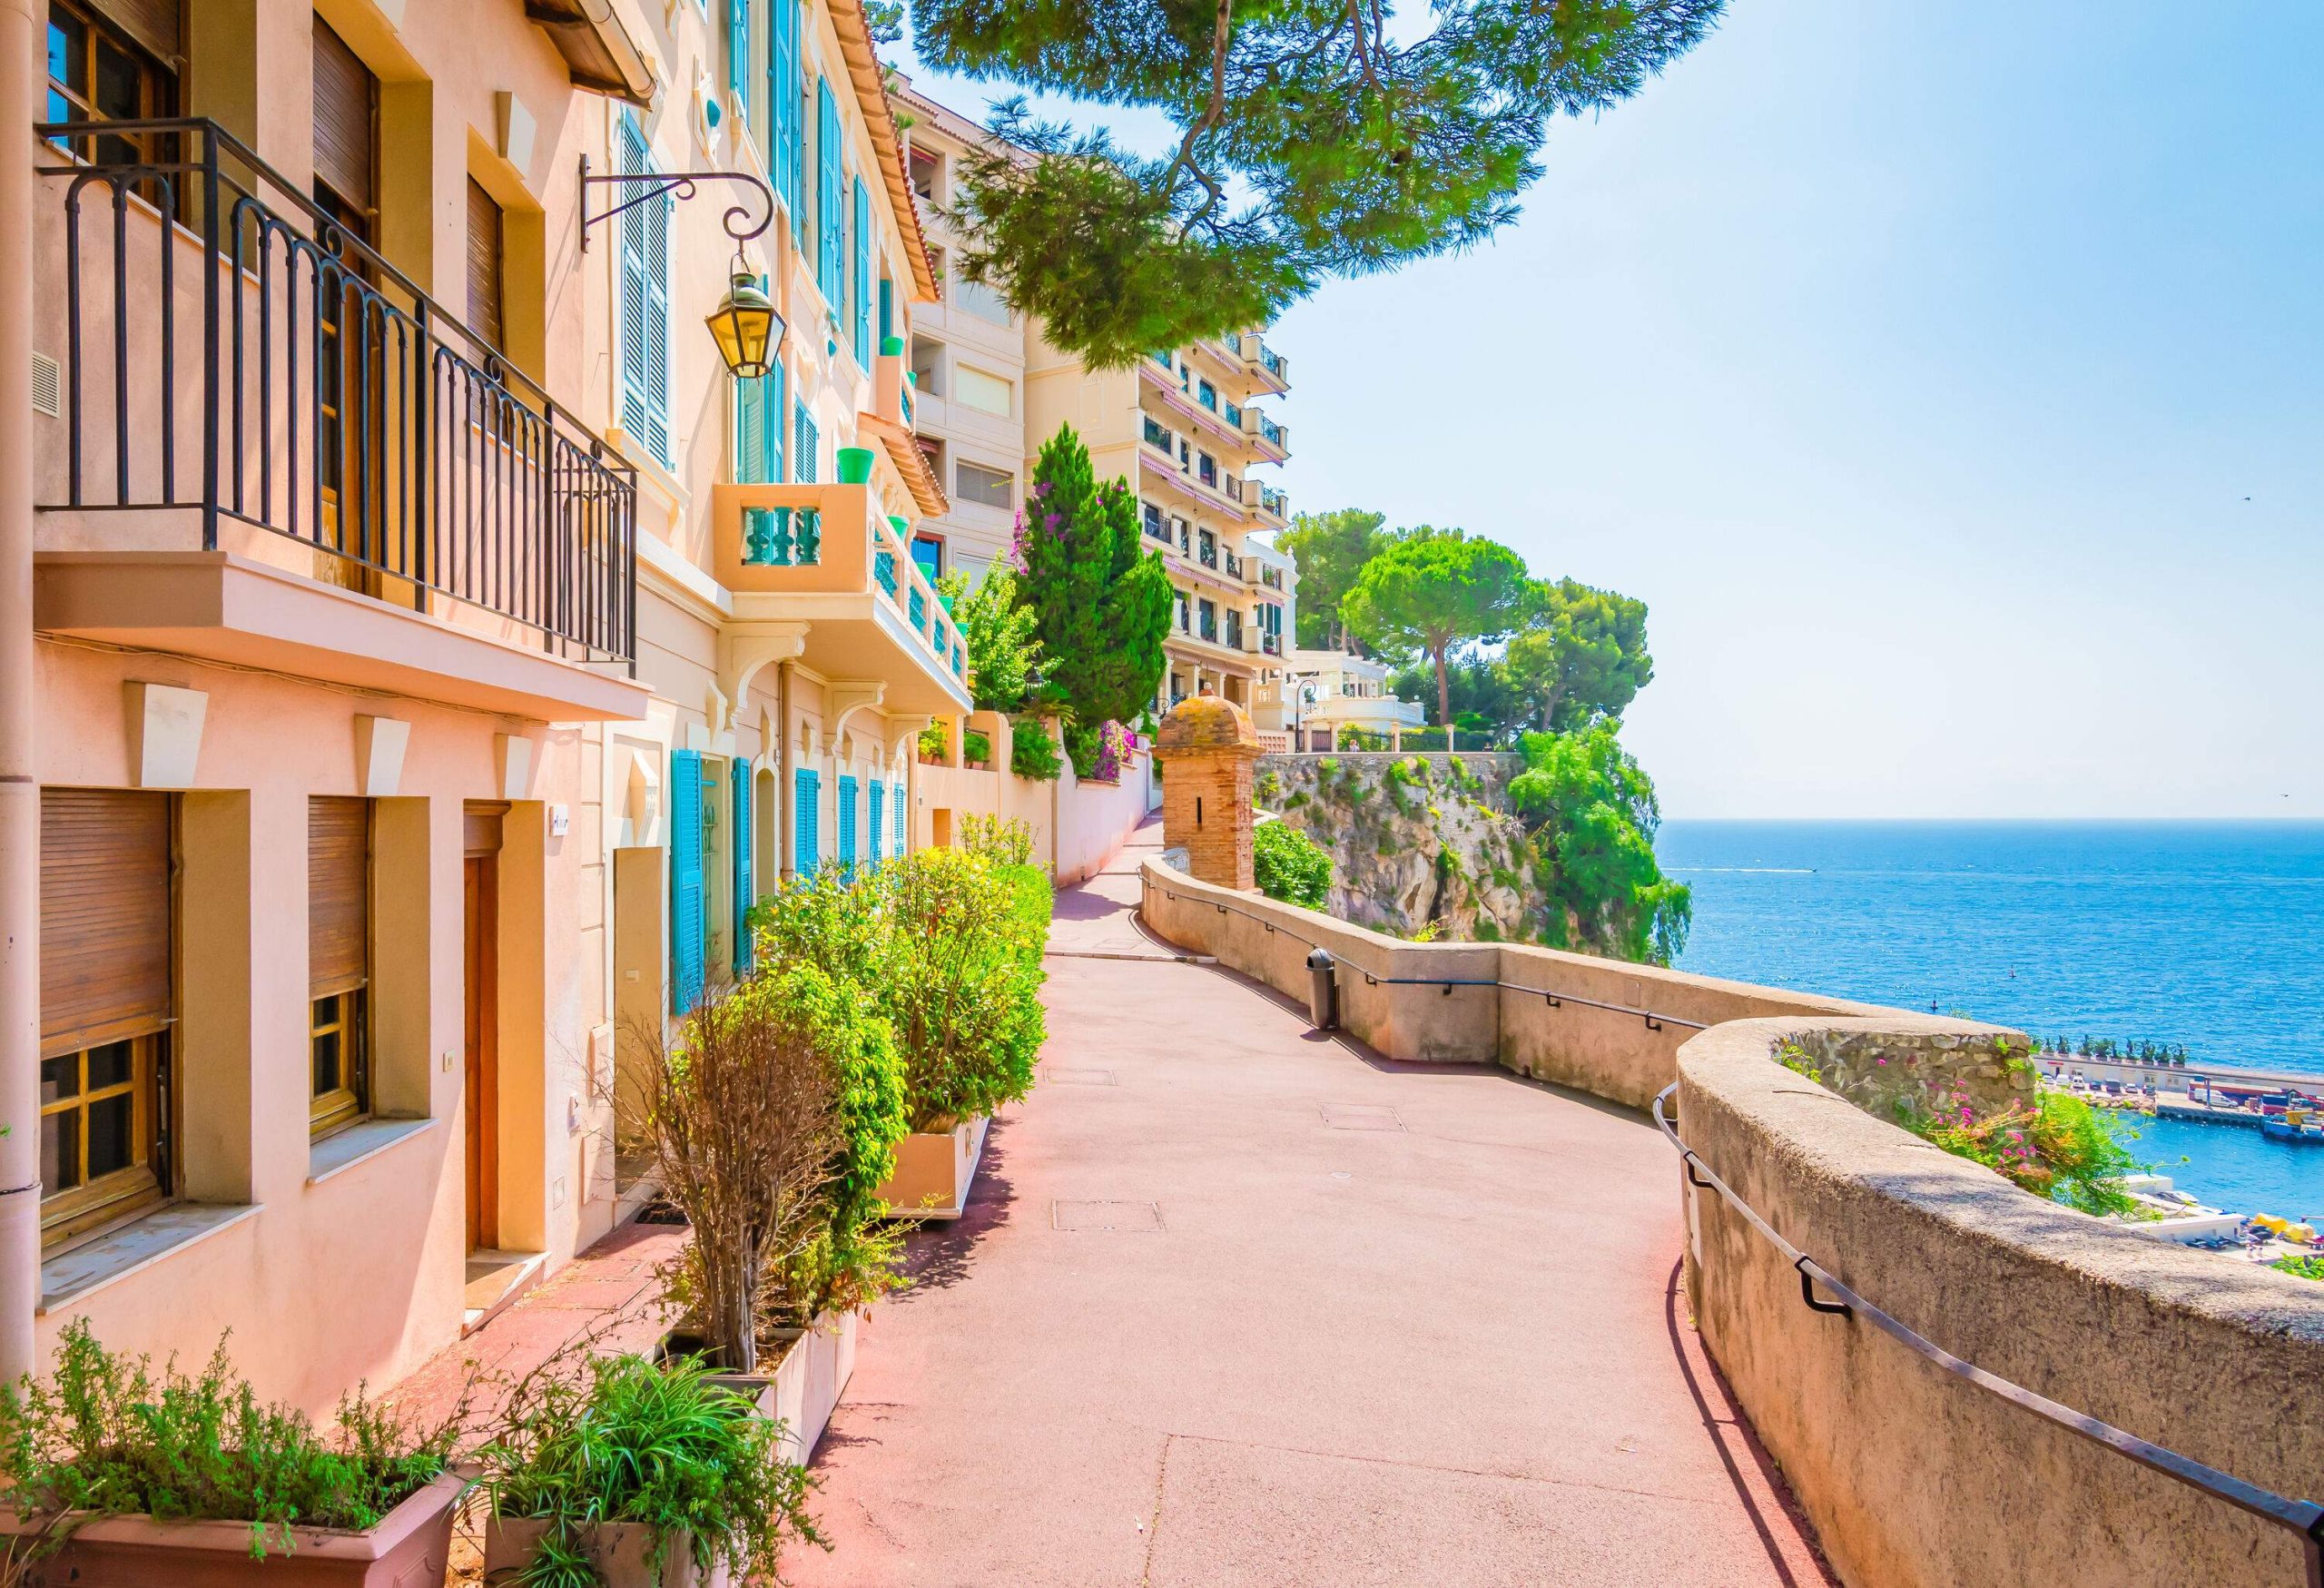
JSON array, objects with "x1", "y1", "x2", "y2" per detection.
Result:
[{"x1": 1255, "y1": 753, "x2": 1541, "y2": 941}]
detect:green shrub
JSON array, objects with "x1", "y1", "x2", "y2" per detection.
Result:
[
  {"x1": 964, "y1": 729, "x2": 993, "y2": 765},
  {"x1": 1061, "y1": 720, "x2": 1101, "y2": 778},
  {"x1": 1282, "y1": 791, "x2": 1309, "y2": 811},
  {"x1": 0, "y1": 1321, "x2": 456, "y2": 1562},
  {"x1": 997, "y1": 863, "x2": 1055, "y2": 941},
  {"x1": 1315, "y1": 756, "x2": 1338, "y2": 775},
  {"x1": 1009, "y1": 720, "x2": 1063, "y2": 781},
  {"x1": 1340, "y1": 727, "x2": 1386, "y2": 751},
  {"x1": 1253, "y1": 821, "x2": 1333, "y2": 909},
  {"x1": 2270, "y1": 1252, "x2": 2324, "y2": 1282},
  {"x1": 1374, "y1": 833, "x2": 1400, "y2": 857},
  {"x1": 1256, "y1": 770, "x2": 1283, "y2": 804},
  {"x1": 480, "y1": 1352, "x2": 822, "y2": 1588},
  {"x1": 917, "y1": 722, "x2": 948, "y2": 760},
  {"x1": 957, "y1": 812, "x2": 1035, "y2": 866},
  {"x1": 1473, "y1": 919, "x2": 1502, "y2": 942},
  {"x1": 880, "y1": 848, "x2": 1048, "y2": 1131}
]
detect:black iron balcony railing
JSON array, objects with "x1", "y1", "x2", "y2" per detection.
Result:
[{"x1": 34, "y1": 118, "x2": 637, "y2": 666}]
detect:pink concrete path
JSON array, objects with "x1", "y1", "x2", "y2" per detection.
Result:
[{"x1": 790, "y1": 824, "x2": 1833, "y2": 1587}]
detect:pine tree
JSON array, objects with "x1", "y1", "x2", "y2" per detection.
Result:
[
  {"x1": 914, "y1": 0, "x2": 1727, "y2": 365},
  {"x1": 1012, "y1": 426, "x2": 1174, "y2": 727}
]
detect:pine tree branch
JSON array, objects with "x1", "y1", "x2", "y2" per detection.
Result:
[{"x1": 1164, "y1": 0, "x2": 1236, "y2": 235}]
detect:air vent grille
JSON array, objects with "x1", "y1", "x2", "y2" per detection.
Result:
[{"x1": 32, "y1": 352, "x2": 61, "y2": 419}]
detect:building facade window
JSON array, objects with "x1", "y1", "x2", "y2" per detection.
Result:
[
  {"x1": 910, "y1": 337, "x2": 946, "y2": 396},
  {"x1": 955, "y1": 459, "x2": 1014, "y2": 509},
  {"x1": 1198, "y1": 598, "x2": 1217, "y2": 642},
  {"x1": 39, "y1": 788, "x2": 173, "y2": 1245},
  {"x1": 44, "y1": 0, "x2": 179, "y2": 173},
  {"x1": 911, "y1": 533, "x2": 944, "y2": 582},
  {"x1": 955, "y1": 275, "x2": 1013, "y2": 327},
  {"x1": 953, "y1": 363, "x2": 1013, "y2": 418},
  {"x1": 308, "y1": 796, "x2": 371, "y2": 1138}
]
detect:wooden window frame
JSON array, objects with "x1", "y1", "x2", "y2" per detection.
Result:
[
  {"x1": 41, "y1": 1030, "x2": 168, "y2": 1247},
  {"x1": 309, "y1": 797, "x2": 373, "y2": 1140}
]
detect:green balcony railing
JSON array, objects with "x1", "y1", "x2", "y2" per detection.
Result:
[{"x1": 743, "y1": 507, "x2": 822, "y2": 567}]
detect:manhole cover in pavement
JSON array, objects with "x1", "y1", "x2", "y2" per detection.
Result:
[
  {"x1": 1047, "y1": 1068, "x2": 1118, "y2": 1085},
  {"x1": 1320, "y1": 1103, "x2": 1403, "y2": 1130},
  {"x1": 1052, "y1": 1200, "x2": 1164, "y2": 1232}
]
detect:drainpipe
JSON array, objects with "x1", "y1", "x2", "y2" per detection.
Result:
[
  {"x1": 0, "y1": 0, "x2": 46, "y2": 1380},
  {"x1": 775, "y1": 662, "x2": 793, "y2": 882}
]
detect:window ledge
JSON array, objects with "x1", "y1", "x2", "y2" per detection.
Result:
[
  {"x1": 39, "y1": 1203, "x2": 261, "y2": 1314},
  {"x1": 307, "y1": 1116, "x2": 438, "y2": 1186}
]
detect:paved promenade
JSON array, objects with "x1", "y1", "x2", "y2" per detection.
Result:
[{"x1": 790, "y1": 823, "x2": 1832, "y2": 1587}]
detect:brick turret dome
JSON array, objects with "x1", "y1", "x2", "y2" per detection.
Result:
[{"x1": 1156, "y1": 690, "x2": 1261, "y2": 756}]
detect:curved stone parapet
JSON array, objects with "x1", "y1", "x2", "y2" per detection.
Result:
[{"x1": 1137, "y1": 855, "x2": 2324, "y2": 1587}]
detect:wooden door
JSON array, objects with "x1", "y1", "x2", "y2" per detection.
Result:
[{"x1": 463, "y1": 853, "x2": 498, "y2": 1252}]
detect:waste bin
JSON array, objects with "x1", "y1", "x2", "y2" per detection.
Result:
[{"x1": 1305, "y1": 947, "x2": 1338, "y2": 1031}]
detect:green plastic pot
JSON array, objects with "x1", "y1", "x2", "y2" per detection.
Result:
[
  {"x1": 888, "y1": 516, "x2": 911, "y2": 536},
  {"x1": 837, "y1": 447, "x2": 876, "y2": 485},
  {"x1": 881, "y1": 334, "x2": 906, "y2": 357}
]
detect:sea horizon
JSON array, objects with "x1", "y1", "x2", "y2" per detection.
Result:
[{"x1": 1659, "y1": 818, "x2": 2324, "y2": 1082}]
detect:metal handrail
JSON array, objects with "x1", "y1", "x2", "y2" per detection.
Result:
[{"x1": 1652, "y1": 1083, "x2": 2324, "y2": 1584}]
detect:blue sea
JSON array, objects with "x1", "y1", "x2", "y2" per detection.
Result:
[{"x1": 1659, "y1": 821, "x2": 2324, "y2": 1218}]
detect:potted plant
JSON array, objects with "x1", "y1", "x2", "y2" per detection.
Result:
[
  {"x1": 917, "y1": 722, "x2": 948, "y2": 765},
  {"x1": 963, "y1": 728, "x2": 992, "y2": 771},
  {"x1": 478, "y1": 1351, "x2": 822, "y2": 1588},
  {"x1": 835, "y1": 447, "x2": 876, "y2": 485},
  {"x1": 640, "y1": 892, "x2": 908, "y2": 1462},
  {"x1": 0, "y1": 1322, "x2": 465, "y2": 1586},
  {"x1": 872, "y1": 848, "x2": 1049, "y2": 1219}
]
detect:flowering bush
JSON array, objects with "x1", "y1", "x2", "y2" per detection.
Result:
[
  {"x1": 1895, "y1": 1082, "x2": 2140, "y2": 1216},
  {"x1": 1094, "y1": 721, "x2": 1133, "y2": 782}
]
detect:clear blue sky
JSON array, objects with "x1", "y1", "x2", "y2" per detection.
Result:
[{"x1": 898, "y1": 4, "x2": 2324, "y2": 819}]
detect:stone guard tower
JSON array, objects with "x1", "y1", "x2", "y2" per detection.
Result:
[{"x1": 1155, "y1": 690, "x2": 1262, "y2": 891}]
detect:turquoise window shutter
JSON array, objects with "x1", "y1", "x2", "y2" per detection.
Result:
[
  {"x1": 768, "y1": 0, "x2": 799, "y2": 219},
  {"x1": 793, "y1": 765, "x2": 820, "y2": 874},
  {"x1": 852, "y1": 175, "x2": 872, "y2": 367},
  {"x1": 669, "y1": 750, "x2": 705, "y2": 1014},
  {"x1": 767, "y1": 361, "x2": 786, "y2": 482},
  {"x1": 867, "y1": 780, "x2": 883, "y2": 866},
  {"x1": 615, "y1": 115, "x2": 653, "y2": 458},
  {"x1": 878, "y1": 277, "x2": 892, "y2": 344},
  {"x1": 733, "y1": 764, "x2": 753, "y2": 974},
  {"x1": 727, "y1": 0, "x2": 749, "y2": 109},
  {"x1": 736, "y1": 374, "x2": 764, "y2": 483},
  {"x1": 891, "y1": 779, "x2": 904, "y2": 854},
  {"x1": 836, "y1": 775, "x2": 858, "y2": 876},
  {"x1": 816, "y1": 80, "x2": 843, "y2": 308},
  {"x1": 793, "y1": 401, "x2": 818, "y2": 483}
]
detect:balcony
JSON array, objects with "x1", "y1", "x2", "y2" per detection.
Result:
[
  {"x1": 1261, "y1": 630, "x2": 1283, "y2": 656},
  {"x1": 1138, "y1": 358, "x2": 1248, "y2": 452},
  {"x1": 1224, "y1": 550, "x2": 1244, "y2": 579},
  {"x1": 1242, "y1": 405, "x2": 1290, "y2": 462},
  {"x1": 1250, "y1": 482, "x2": 1289, "y2": 528},
  {"x1": 30, "y1": 119, "x2": 645, "y2": 721},
  {"x1": 1239, "y1": 331, "x2": 1290, "y2": 393},
  {"x1": 711, "y1": 481, "x2": 970, "y2": 715}
]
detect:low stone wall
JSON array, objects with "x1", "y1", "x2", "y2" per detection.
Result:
[
  {"x1": 1137, "y1": 856, "x2": 2324, "y2": 1588},
  {"x1": 1137, "y1": 854, "x2": 1885, "y2": 1099},
  {"x1": 1682, "y1": 1018, "x2": 2324, "y2": 1588}
]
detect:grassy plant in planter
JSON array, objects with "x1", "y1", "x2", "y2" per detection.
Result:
[
  {"x1": 0, "y1": 1321, "x2": 463, "y2": 1582},
  {"x1": 478, "y1": 1352, "x2": 822, "y2": 1588}
]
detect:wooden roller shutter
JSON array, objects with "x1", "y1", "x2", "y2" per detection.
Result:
[
  {"x1": 309, "y1": 797, "x2": 370, "y2": 999},
  {"x1": 466, "y1": 178, "x2": 506, "y2": 349},
  {"x1": 311, "y1": 16, "x2": 378, "y2": 215},
  {"x1": 94, "y1": 0, "x2": 181, "y2": 62},
  {"x1": 40, "y1": 790, "x2": 172, "y2": 1058}
]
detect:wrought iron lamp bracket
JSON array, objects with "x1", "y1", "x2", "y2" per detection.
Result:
[{"x1": 577, "y1": 155, "x2": 774, "y2": 254}]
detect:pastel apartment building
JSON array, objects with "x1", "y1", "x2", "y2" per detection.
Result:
[
  {"x1": 1, "y1": 0, "x2": 970, "y2": 1409},
  {"x1": 888, "y1": 78, "x2": 1297, "y2": 721}
]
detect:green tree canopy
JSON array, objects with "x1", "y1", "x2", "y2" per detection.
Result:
[
  {"x1": 1390, "y1": 653, "x2": 1521, "y2": 737},
  {"x1": 1011, "y1": 425, "x2": 1175, "y2": 725},
  {"x1": 912, "y1": 0, "x2": 1725, "y2": 366},
  {"x1": 940, "y1": 567, "x2": 1042, "y2": 713},
  {"x1": 1502, "y1": 578, "x2": 1653, "y2": 732},
  {"x1": 1342, "y1": 528, "x2": 1533, "y2": 729},
  {"x1": 1509, "y1": 724, "x2": 1690, "y2": 965},
  {"x1": 1279, "y1": 508, "x2": 1392, "y2": 652}
]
